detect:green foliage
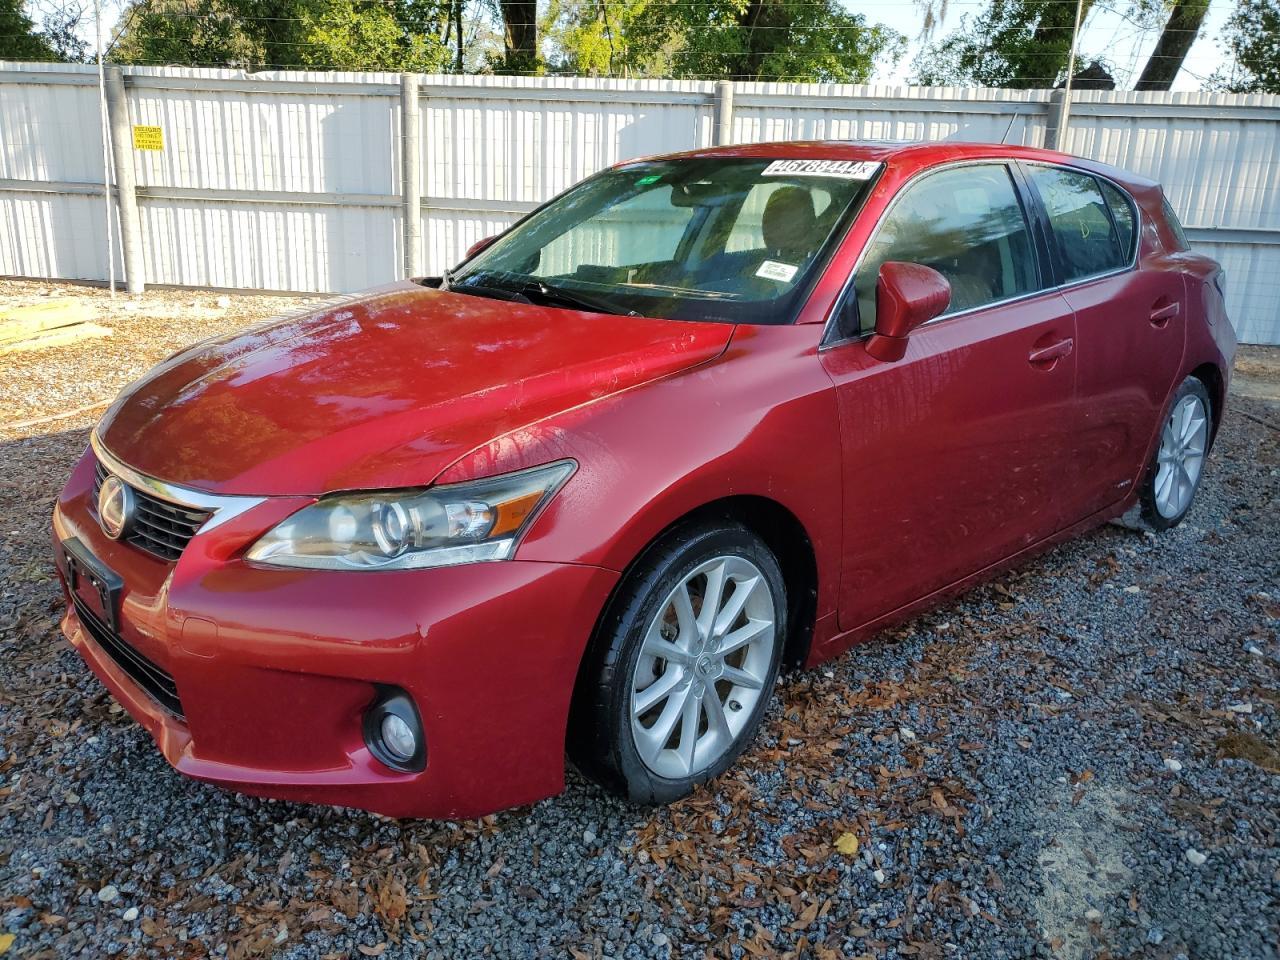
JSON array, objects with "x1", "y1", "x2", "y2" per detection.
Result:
[
  {"x1": 913, "y1": 0, "x2": 1097, "y2": 88},
  {"x1": 113, "y1": 0, "x2": 451, "y2": 71},
  {"x1": 546, "y1": 0, "x2": 904, "y2": 82},
  {"x1": 1212, "y1": 0, "x2": 1280, "y2": 93},
  {"x1": 0, "y1": 0, "x2": 60, "y2": 60}
]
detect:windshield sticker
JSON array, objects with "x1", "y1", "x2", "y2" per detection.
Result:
[
  {"x1": 636, "y1": 174, "x2": 662, "y2": 186},
  {"x1": 756, "y1": 260, "x2": 799, "y2": 283},
  {"x1": 762, "y1": 159, "x2": 881, "y2": 180}
]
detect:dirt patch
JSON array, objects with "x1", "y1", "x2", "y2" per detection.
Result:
[
  {"x1": 1033, "y1": 781, "x2": 1137, "y2": 960},
  {"x1": 1233, "y1": 345, "x2": 1280, "y2": 403},
  {"x1": 1217, "y1": 732, "x2": 1280, "y2": 773},
  {"x1": 0, "y1": 280, "x2": 311, "y2": 435}
]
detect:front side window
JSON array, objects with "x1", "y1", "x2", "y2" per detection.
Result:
[
  {"x1": 451, "y1": 158, "x2": 879, "y2": 324},
  {"x1": 1027, "y1": 166, "x2": 1126, "y2": 282},
  {"x1": 850, "y1": 164, "x2": 1039, "y2": 334}
]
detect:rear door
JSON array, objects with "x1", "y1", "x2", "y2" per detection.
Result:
[
  {"x1": 1019, "y1": 164, "x2": 1187, "y2": 518},
  {"x1": 820, "y1": 161, "x2": 1080, "y2": 631}
]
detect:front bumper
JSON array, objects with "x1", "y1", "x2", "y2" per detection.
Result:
[{"x1": 53, "y1": 447, "x2": 618, "y2": 819}]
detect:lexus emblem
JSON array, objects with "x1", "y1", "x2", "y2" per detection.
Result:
[{"x1": 98, "y1": 475, "x2": 135, "y2": 540}]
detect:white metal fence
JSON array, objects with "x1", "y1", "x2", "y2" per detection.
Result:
[{"x1": 1, "y1": 62, "x2": 1278, "y2": 344}]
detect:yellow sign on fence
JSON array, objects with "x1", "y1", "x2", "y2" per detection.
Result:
[{"x1": 131, "y1": 125, "x2": 163, "y2": 151}]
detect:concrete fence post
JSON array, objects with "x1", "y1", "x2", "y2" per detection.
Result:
[
  {"x1": 401, "y1": 73, "x2": 422, "y2": 279},
  {"x1": 713, "y1": 80, "x2": 735, "y2": 146},
  {"x1": 104, "y1": 66, "x2": 144, "y2": 295},
  {"x1": 1045, "y1": 88, "x2": 1072, "y2": 152}
]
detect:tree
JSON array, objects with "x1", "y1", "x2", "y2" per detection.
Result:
[
  {"x1": 1211, "y1": 0, "x2": 1280, "y2": 93},
  {"x1": 112, "y1": 0, "x2": 452, "y2": 71},
  {"x1": 1133, "y1": 0, "x2": 1209, "y2": 90},
  {"x1": 499, "y1": 0, "x2": 539, "y2": 72},
  {"x1": 0, "y1": 0, "x2": 60, "y2": 60},
  {"x1": 914, "y1": 0, "x2": 1098, "y2": 88},
  {"x1": 547, "y1": 0, "x2": 903, "y2": 82}
]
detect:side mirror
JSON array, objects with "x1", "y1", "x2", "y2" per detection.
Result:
[
  {"x1": 865, "y1": 262, "x2": 951, "y2": 362},
  {"x1": 465, "y1": 235, "x2": 499, "y2": 259}
]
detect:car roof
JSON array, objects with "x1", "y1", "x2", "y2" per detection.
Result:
[{"x1": 625, "y1": 140, "x2": 1159, "y2": 193}]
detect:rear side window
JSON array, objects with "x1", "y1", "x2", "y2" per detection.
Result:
[
  {"x1": 1162, "y1": 197, "x2": 1190, "y2": 251},
  {"x1": 1100, "y1": 181, "x2": 1137, "y2": 261},
  {"x1": 852, "y1": 163, "x2": 1039, "y2": 333},
  {"x1": 1027, "y1": 166, "x2": 1126, "y2": 282}
]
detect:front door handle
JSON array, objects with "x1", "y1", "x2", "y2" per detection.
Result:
[
  {"x1": 1029, "y1": 337, "x2": 1074, "y2": 367},
  {"x1": 1150, "y1": 300, "x2": 1180, "y2": 327}
]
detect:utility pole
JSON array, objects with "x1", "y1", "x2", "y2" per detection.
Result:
[
  {"x1": 1055, "y1": 0, "x2": 1087, "y2": 152},
  {"x1": 94, "y1": 0, "x2": 115, "y2": 296}
]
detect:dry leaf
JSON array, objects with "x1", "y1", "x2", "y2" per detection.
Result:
[
  {"x1": 834, "y1": 832, "x2": 860, "y2": 856},
  {"x1": 357, "y1": 945, "x2": 387, "y2": 957}
]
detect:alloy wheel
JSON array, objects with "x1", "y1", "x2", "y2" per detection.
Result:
[
  {"x1": 629, "y1": 555, "x2": 777, "y2": 779},
  {"x1": 1154, "y1": 393, "x2": 1208, "y2": 519}
]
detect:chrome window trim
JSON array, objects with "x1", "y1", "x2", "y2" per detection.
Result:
[
  {"x1": 820, "y1": 156, "x2": 1143, "y2": 351},
  {"x1": 91, "y1": 431, "x2": 266, "y2": 532}
]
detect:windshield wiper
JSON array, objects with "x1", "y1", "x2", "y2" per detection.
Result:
[
  {"x1": 447, "y1": 276, "x2": 533, "y2": 305},
  {"x1": 519, "y1": 280, "x2": 640, "y2": 317}
]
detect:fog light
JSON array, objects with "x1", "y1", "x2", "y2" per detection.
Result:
[
  {"x1": 363, "y1": 688, "x2": 426, "y2": 773},
  {"x1": 381, "y1": 713, "x2": 417, "y2": 761}
]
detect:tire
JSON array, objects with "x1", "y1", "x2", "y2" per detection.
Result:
[
  {"x1": 1135, "y1": 376, "x2": 1213, "y2": 531},
  {"x1": 569, "y1": 520, "x2": 787, "y2": 804}
]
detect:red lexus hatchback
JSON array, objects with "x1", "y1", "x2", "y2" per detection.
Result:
[{"x1": 54, "y1": 141, "x2": 1235, "y2": 818}]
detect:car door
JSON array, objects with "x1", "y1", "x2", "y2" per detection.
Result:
[
  {"x1": 1020, "y1": 164, "x2": 1187, "y2": 518},
  {"x1": 818, "y1": 161, "x2": 1081, "y2": 632}
]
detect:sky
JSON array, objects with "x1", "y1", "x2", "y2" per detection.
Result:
[{"x1": 850, "y1": 0, "x2": 1231, "y2": 90}]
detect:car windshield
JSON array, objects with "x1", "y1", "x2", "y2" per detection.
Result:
[{"x1": 448, "y1": 157, "x2": 881, "y2": 324}]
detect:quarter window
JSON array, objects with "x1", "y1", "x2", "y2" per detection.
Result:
[
  {"x1": 851, "y1": 164, "x2": 1039, "y2": 334},
  {"x1": 1100, "y1": 181, "x2": 1137, "y2": 261},
  {"x1": 1027, "y1": 166, "x2": 1126, "y2": 282},
  {"x1": 1162, "y1": 196, "x2": 1190, "y2": 251}
]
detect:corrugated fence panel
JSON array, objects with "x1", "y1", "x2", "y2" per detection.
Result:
[
  {"x1": 0, "y1": 190, "x2": 122, "y2": 282},
  {"x1": 140, "y1": 202, "x2": 401, "y2": 293},
  {"x1": 1063, "y1": 90, "x2": 1280, "y2": 343},
  {"x1": 1066, "y1": 91, "x2": 1280, "y2": 229},
  {"x1": 127, "y1": 71, "x2": 399, "y2": 194},
  {"x1": 0, "y1": 65, "x2": 1276, "y2": 341},
  {"x1": 420, "y1": 77, "x2": 713, "y2": 206},
  {"x1": 0, "y1": 63, "x2": 121, "y2": 282},
  {"x1": 1188, "y1": 239, "x2": 1280, "y2": 347},
  {"x1": 731, "y1": 84, "x2": 1051, "y2": 147}
]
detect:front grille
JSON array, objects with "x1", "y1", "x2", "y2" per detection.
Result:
[
  {"x1": 93, "y1": 463, "x2": 212, "y2": 562},
  {"x1": 71, "y1": 593, "x2": 185, "y2": 717}
]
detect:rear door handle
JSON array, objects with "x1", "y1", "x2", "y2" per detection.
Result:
[
  {"x1": 1029, "y1": 337, "x2": 1074, "y2": 367},
  {"x1": 1150, "y1": 301, "x2": 1180, "y2": 327}
]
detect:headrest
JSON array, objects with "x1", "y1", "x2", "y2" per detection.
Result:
[{"x1": 762, "y1": 187, "x2": 819, "y2": 260}]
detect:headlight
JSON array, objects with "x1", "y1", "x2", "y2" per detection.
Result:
[{"x1": 245, "y1": 460, "x2": 575, "y2": 570}]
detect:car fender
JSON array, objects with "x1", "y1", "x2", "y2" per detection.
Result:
[{"x1": 434, "y1": 322, "x2": 845, "y2": 627}]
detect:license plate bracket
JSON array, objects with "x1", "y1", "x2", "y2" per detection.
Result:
[{"x1": 63, "y1": 537, "x2": 123, "y2": 633}]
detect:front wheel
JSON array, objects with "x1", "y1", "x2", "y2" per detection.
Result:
[
  {"x1": 1138, "y1": 376, "x2": 1213, "y2": 530},
  {"x1": 569, "y1": 522, "x2": 786, "y2": 804}
]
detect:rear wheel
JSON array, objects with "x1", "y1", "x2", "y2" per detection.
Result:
[
  {"x1": 1138, "y1": 376, "x2": 1212, "y2": 531},
  {"x1": 569, "y1": 522, "x2": 786, "y2": 803}
]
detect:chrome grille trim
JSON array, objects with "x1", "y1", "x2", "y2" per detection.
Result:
[{"x1": 89, "y1": 432, "x2": 267, "y2": 558}]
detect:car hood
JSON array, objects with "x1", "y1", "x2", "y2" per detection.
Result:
[{"x1": 97, "y1": 282, "x2": 732, "y2": 496}]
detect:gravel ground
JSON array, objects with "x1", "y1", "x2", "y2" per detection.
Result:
[{"x1": 1, "y1": 281, "x2": 1277, "y2": 960}]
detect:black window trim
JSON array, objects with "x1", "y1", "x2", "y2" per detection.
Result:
[
  {"x1": 1015, "y1": 159, "x2": 1142, "y2": 289},
  {"x1": 820, "y1": 158, "x2": 1055, "y2": 349}
]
